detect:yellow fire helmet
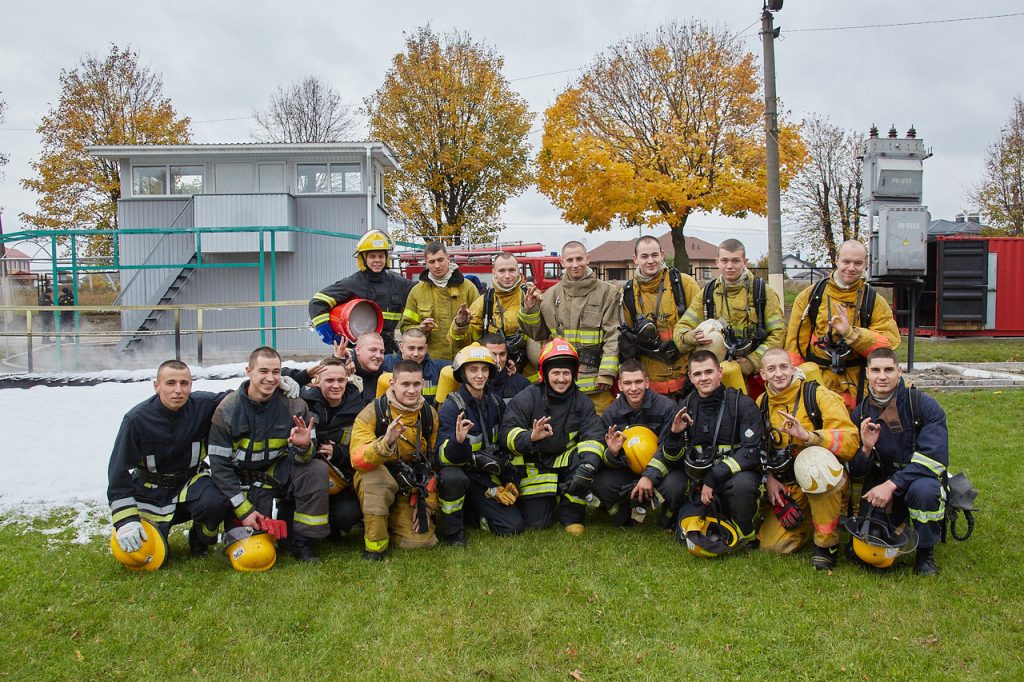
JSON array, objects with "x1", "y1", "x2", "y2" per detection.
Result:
[
  {"x1": 677, "y1": 513, "x2": 741, "y2": 558},
  {"x1": 327, "y1": 461, "x2": 347, "y2": 496},
  {"x1": 621, "y1": 425, "x2": 658, "y2": 475},
  {"x1": 842, "y1": 514, "x2": 919, "y2": 569},
  {"x1": 452, "y1": 343, "x2": 498, "y2": 383},
  {"x1": 793, "y1": 446, "x2": 846, "y2": 494},
  {"x1": 353, "y1": 230, "x2": 394, "y2": 271},
  {"x1": 109, "y1": 519, "x2": 168, "y2": 572},
  {"x1": 223, "y1": 527, "x2": 277, "y2": 573}
]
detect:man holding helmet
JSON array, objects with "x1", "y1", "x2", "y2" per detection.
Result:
[
  {"x1": 499, "y1": 338, "x2": 606, "y2": 534},
  {"x1": 619, "y1": 235, "x2": 700, "y2": 398},
  {"x1": 436, "y1": 343, "x2": 525, "y2": 546},
  {"x1": 755, "y1": 348, "x2": 859, "y2": 569},
  {"x1": 848, "y1": 348, "x2": 948, "y2": 575},
  {"x1": 674, "y1": 239, "x2": 785, "y2": 396},
  {"x1": 107, "y1": 360, "x2": 236, "y2": 570},
  {"x1": 309, "y1": 229, "x2": 412, "y2": 355},
  {"x1": 591, "y1": 360, "x2": 680, "y2": 527},
  {"x1": 786, "y1": 240, "x2": 900, "y2": 408},
  {"x1": 632, "y1": 350, "x2": 763, "y2": 554}
]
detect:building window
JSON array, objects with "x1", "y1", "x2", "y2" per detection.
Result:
[
  {"x1": 544, "y1": 262, "x2": 563, "y2": 281},
  {"x1": 375, "y1": 169, "x2": 385, "y2": 207},
  {"x1": 133, "y1": 166, "x2": 167, "y2": 195},
  {"x1": 606, "y1": 267, "x2": 627, "y2": 281},
  {"x1": 171, "y1": 166, "x2": 204, "y2": 194},
  {"x1": 298, "y1": 163, "x2": 363, "y2": 194}
]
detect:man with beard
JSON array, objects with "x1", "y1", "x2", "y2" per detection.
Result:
[
  {"x1": 519, "y1": 242, "x2": 620, "y2": 415},
  {"x1": 499, "y1": 338, "x2": 605, "y2": 534}
]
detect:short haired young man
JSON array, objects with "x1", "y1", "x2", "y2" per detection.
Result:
[
  {"x1": 208, "y1": 347, "x2": 328, "y2": 563},
  {"x1": 349, "y1": 360, "x2": 440, "y2": 560},
  {"x1": 401, "y1": 241, "x2": 480, "y2": 361},
  {"x1": 379, "y1": 327, "x2": 452, "y2": 406}
]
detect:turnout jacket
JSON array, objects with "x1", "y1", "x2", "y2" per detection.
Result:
[
  {"x1": 519, "y1": 269, "x2": 620, "y2": 393},
  {"x1": 786, "y1": 273, "x2": 900, "y2": 402},
  {"x1": 623, "y1": 268, "x2": 701, "y2": 393},
  {"x1": 349, "y1": 396, "x2": 439, "y2": 471},
  {"x1": 643, "y1": 386, "x2": 763, "y2": 490},
  {"x1": 499, "y1": 383, "x2": 605, "y2": 470},
  {"x1": 208, "y1": 382, "x2": 314, "y2": 520},
  {"x1": 400, "y1": 268, "x2": 480, "y2": 361},
  {"x1": 301, "y1": 383, "x2": 364, "y2": 475},
  {"x1": 489, "y1": 368, "x2": 531, "y2": 402},
  {"x1": 380, "y1": 352, "x2": 451, "y2": 406},
  {"x1": 437, "y1": 385, "x2": 505, "y2": 468},
  {"x1": 674, "y1": 271, "x2": 785, "y2": 371},
  {"x1": 107, "y1": 390, "x2": 231, "y2": 530},
  {"x1": 309, "y1": 268, "x2": 412, "y2": 354},
  {"x1": 448, "y1": 281, "x2": 527, "y2": 351},
  {"x1": 849, "y1": 381, "x2": 949, "y2": 492},
  {"x1": 757, "y1": 378, "x2": 859, "y2": 463},
  {"x1": 600, "y1": 390, "x2": 679, "y2": 468}
]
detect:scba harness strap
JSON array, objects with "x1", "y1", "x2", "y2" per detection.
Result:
[{"x1": 702, "y1": 277, "x2": 769, "y2": 358}]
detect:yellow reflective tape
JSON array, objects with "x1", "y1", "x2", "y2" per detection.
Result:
[
  {"x1": 440, "y1": 496, "x2": 465, "y2": 514},
  {"x1": 382, "y1": 311, "x2": 402, "y2": 321},
  {"x1": 403, "y1": 308, "x2": 422, "y2": 323},
  {"x1": 680, "y1": 310, "x2": 701, "y2": 327},
  {"x1": 111, "y1": 507, "x2": 139, "y2": 524},
  {"x1": 506, "y1": 427, "x2": 528, "y2": 455},
  {"x1": 909, "y1": 506, "x2": 946, "y2": 523},
  {"x1": 294, "y1": 512, "x2": 329, "y2": 527},
  {"x1": 234, "y1": 498, "x2": 253, "y2": 519},
  {"x1": 721, "y1": 457, "x2": 740, "y2": 474},
  {"x1": 423, "y1": 386, "x2": 438, "y2": 396},
  {"x1": 235, "y1": 438, "x2": 289, "y2": 452},
  {"x1": 911, "y1": 452, "x2": 947, "y2": 477},
  {"x1": 649, "y1": 458, "x2": 668, "y2": 475},
  {"x1": 365, "y1": 536, "x2": 389, "y2": 552},
  {"x1": 554, "y1": 449, "x2": 573, "y2": 468},
  {"x1": 511, "y1": 454, "x2": 524, "y2": 467},
  {"x1": 519, "y1": 310, "x2": 541, "y2": 324},
  {"x1": 313, "y1": 292, "x2": 337, "y2": 307},
  {"x1": 563, "y1": 493, "x2": 587, "y2": 505},
  {"x1": 312, "y1": 313, "x2": 331, "y2": 326}
]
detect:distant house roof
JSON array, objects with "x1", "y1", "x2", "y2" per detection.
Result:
[
  {"x1": 2, "y1": 247, "x2": 31, "y2": 261},
  {"x1": 782, "y1": 253, "x2": 820, "y2": 268},
  {"x1": 929, "y1": 217, "x2": 985, "y2": 236},
  {"x1": 588, "y1": 232, "x2": 719, "y2": 263},
  {"x1": 86, "y1": 141, "x2": 401, "y2": 171}
]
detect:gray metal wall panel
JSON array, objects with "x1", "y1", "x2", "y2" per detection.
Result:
[{"x1": 194, "y1": 194, "x2": 296, "y2": 252}]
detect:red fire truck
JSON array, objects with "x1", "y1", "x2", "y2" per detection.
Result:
[{"x1": 396, "y1": 243, "x2": 562, "y2": 289}]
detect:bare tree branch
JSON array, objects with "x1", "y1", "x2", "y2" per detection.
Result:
[{"x1": 254, "y1": 76, "x2": 358, "y2": 143}]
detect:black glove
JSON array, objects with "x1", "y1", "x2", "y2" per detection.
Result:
[
  {"x1": 618, "y1": 325, "x2": 638, "y2": 360},
  {"x1": 657, "y1": 338, "x2": 681, "y2": 363},
  {"x1": 565, "y1": 462, "x2": 597, "y2": 497}
]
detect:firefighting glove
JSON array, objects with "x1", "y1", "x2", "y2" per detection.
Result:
[
  {"x1": 618, "y1": 325, "x2": 639, "y2": 361},
  {"x1": 496, "y1": 483, "x2": 519, "y2": 506},
  {"x1": 565, "y1": 462, "x2": 597, "y2": 498},
  {"x1": 258, "y1": 517, "x2": 289, "y2": 540},
  {"x1": 115, "y1": 521, "x2": 147, "y2": 553},
  {"x1": 773, "y1": 490, "x2": 805, "y2": 530},
  {"x1": 279, "y1": 375, "x2": 301, "y2": 399},
  {"x1": 314, "y1": 321, "x2": 340, "y2": 345},
  {"x1": 470, "y1": 450, "x2": 503, "y2": 476}
]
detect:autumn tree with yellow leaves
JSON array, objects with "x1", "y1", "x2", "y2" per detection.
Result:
[
  {"x1": 21, "y1": 45, "x2": 191, "y2": 256},
  {"x1": 537, "y1": 21, "x2": 806, "y2": 273},
  {"x1": 366, "y1": 27, "x2": 533, "y2": 245}
]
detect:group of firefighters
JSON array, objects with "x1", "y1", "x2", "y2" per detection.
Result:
[{"x1": 107, "y1": 229, "x2": 954, "y2": 576}]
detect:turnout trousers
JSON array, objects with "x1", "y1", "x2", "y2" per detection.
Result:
[
  {"x1": 436, "y1": 466, "x2": 525, "y2": 538},
  {"x1": 592, "y1": 468, "x2": 690, "y2": 527},
  {"x1": 246, "y1": 455, "x2": 330, "y2": 540},
  {"x1": 514, "y1": 464, "x2": 586, "y2": 530},
  {"x1": 674, "y1": 471, "x2": 761, "y2": 540},
  {"x1": 758, "y1": 475, "x2": 851, "y2": 553},
  {"x1": 353, "y1": 466, "x2": 438, "y2": 553},
  {"x1": 143, "y1": 473, "x2": 233, "y2": 549},
  {"x1": 859, "y1": 467, "x2": 945, "y2": 550}
]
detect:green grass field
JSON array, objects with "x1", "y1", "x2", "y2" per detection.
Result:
[
  {"x1": 899, "y1": 337, "x2": 1024, "y2": 363},
  {"x1": 1, "y1": 390, "x2": 1022, "y2": 681}
]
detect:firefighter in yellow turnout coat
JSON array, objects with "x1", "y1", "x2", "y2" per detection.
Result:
[
  {"x1": 756, "y1": 348, "x2": 859, "y2": 570},
  {"x1": 786, "y1": 240, "x2": 900, "y2": 408},
  {"x1": 673, "y1": 240, "x2": 785, "y2": 395},
  {"x1": 519, "y1": 242, "x2": 620, "y2": 414},
  {"x1": 401, "y1": 241, "x2": 479, "y2": 362},
  {"x1": 349, "y1": 360, "x2": 440, "y2": 560},
  {"x1": 619, "y1": 236, "x2": 700, "y2": 397}
]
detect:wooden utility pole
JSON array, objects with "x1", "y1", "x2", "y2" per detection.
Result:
[{"x1": 761, "y1": 1, "x2": 785, "y2": 298}]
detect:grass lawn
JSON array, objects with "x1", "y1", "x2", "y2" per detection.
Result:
[
  {"x1": 899, "y1": 337, "x2": 1024, "y2": 363},
  {"x1": 1, "y1": 390, "x2": 1022, "y2": 681}
]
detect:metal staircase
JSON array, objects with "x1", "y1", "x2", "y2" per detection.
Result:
[{"x1": 117, "y1": 253, "x2": 198, "y2": 353}]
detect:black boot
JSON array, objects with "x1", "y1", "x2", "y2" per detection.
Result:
[
  {"x1": 441, "y1": 530, "x2": 467, "y2": 547},
  {"x1": 188, "y1": 528, "x2": 209, "y2": 558},
  {"x1": 362, "y1": 549, "x2": 385, "y2": 562},
  {"x1": 913, "y1": 547, "x2": 939, "y2": 576},
  {"x1": 289, "y1": 534, "x2": 320, "y2": 564},
  {"x1": 811, "y1": 545, "x2": 839, "y2": 571}
]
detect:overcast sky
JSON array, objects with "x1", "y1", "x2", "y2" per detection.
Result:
[{"x1": 2, "y1": 0, "x2": 1022, "y2": 259}]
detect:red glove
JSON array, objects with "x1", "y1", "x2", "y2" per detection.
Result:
[
  {"x1": 773, "y1": 491, "x2": 805, "y2": 530},
  {"x1": 258, "y1": 517, "x2": 289, "y2": 540}
]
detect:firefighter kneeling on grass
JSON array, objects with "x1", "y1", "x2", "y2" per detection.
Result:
[
  {"x1": 208, "y1": 347, "x2": 328, "y2": 565},
  {"x1": 632, "y1": 350, "x2": 763, "y2": 556},
  {"x1": 436, "y1": 344, "x2": 525, "y2": 546},
  {"x1": 755, "y1": 348, "x2": 859, "y2": 570},
  {"x1": 350, "y1": 360, "x2": 439, "y2": 560},
  {"x1": 499, "y1": 338, "x2": 605, "y2": 534}
]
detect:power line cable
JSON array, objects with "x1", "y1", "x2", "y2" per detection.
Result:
[{"x1": 784, "y1": 11, "x2": 1024, "y2": 33}]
